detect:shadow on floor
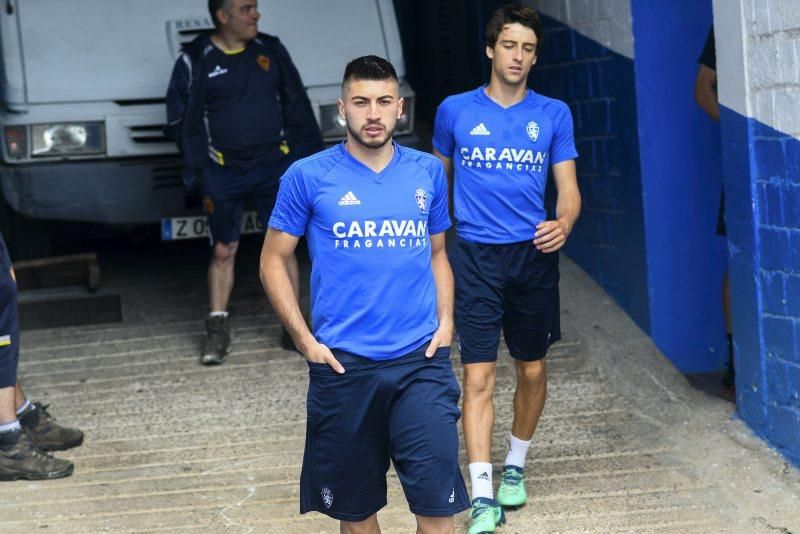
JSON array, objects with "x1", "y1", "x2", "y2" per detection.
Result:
[{"x1": 685, "y1": 372, "x2": 736, "y2": 403}]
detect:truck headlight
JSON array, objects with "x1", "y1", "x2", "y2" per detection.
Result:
[
  {"x1": 31, "y1": 122, "x2": 105, "y2": 157},
  {"x1": 319, "y1": 104, "x2": 348, "y2": 141}
]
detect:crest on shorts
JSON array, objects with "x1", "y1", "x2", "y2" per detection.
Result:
[
  {"x1": 321, "y1": 487, "x2": 333, "y2": 508},
  {"x1": 257, "y1": 54, "x2": 270, "y2": 71},
  {"x1": 526, "y1": 121, "x2": 540, "y2": 142},
  {"x1": 415, "y1": 188, "x2": 427, "y2": 213}
]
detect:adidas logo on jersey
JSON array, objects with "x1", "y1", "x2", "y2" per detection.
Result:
[
  {"x1": 338, "y1": 191, "x2": 362, "y2": 206},
  {"x1": 470, "y1": 123, "x2": 491, "y2": 136},
  {"x1": 208, "y1": 65, "x2": 228, "y2": 78}
]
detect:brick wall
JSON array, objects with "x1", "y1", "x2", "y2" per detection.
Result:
[
  {"x1": 716, "y1": 0, "x2": 800, "y2": 464},
  {"x1": 747, "y1": 0, "x2": 800, "y2": 456}
]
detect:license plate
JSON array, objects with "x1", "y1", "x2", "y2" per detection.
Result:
[{"x1": 161, "y1": 211, "x2": 264, "y2": 240}]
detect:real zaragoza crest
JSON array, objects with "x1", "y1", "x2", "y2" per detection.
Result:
[
  {"x1": 321, "y1": 487, "x2": 333, "y2": 508},
  {"x1": 415, "y1": 188, "x2": 427, "y2": 213},
  {"x1": 526, "y1": 121, "x2": 540, "y2": 142}
]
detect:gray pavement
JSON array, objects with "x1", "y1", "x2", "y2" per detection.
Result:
[{"x1": 1, "y1": 240, "x2": 798, "y2": 533}]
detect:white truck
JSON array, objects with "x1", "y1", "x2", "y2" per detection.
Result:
[{"x1": 0, "y1": 0, "x2": 417, "y2": 253}]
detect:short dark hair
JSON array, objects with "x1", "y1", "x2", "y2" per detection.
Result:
[
  {"x1": 342, "y1": 55, "x2": 398, "y2": 88},
  {"x1": 485, "y1": 3, "x2": 543, "y2": 52},
  {"x1": 208, "y1": 0, "x2": 229, "y2": 28}
]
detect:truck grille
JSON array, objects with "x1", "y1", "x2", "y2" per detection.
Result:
[
  {"x1": 129, "y1": 125, "x2": 170, "y2": 144},
  {"x1": 167, "y1": 18, "x2": 214, "y2": 58},
  {"x1": 152, "y1": 163, "x2": 184, "y2": 190}
]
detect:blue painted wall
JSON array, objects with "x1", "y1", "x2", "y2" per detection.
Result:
[
  {"x1": 531, "y1": 1, "x2": 800, "y2": 466},
  {"x1": 723, "y1": 107, "x2": 800, "y2": 466},
  {"x1": 530, "y1": 15, "x2": 652, "y2": 335},
  {"x1": 531, "y1": 5, "x2": 728, "y2": 372},
  {"x1": 630, "y1": 0, "x2": 728, "y2": 372}
]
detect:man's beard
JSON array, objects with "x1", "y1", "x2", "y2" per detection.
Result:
[{"x1": 347, "y1": 121, "x2": 395, "y2": 150}]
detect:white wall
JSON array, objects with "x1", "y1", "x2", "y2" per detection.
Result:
[
  {"x1": 526, "y1": 0, "x2": 634, "y2": 59},
  {"x1": 714, "y1": 0, "x2": 800, "y2": 136}
]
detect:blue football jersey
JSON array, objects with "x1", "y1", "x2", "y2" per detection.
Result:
[
  {"x1": 433, "y1": 87, "x2": 578, "y2": 244},
  {"x1": 269, "y1": 142, "x2": 451, "y2": 360}
]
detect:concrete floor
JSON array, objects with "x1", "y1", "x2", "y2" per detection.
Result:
[{"x1": 1, "y1": 238, "x2": 798, "y2": 533}]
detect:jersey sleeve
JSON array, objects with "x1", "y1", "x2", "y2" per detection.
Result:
[
  {"x1": 428, "y1": 160, "x2": 452, "y2": 235},
  {"x1": 550, "y1": 104, "x2": 579, "y2": 165},
  {"x1": 165, "y1": 54, "x2": 191, "y2": 147},
  {"x1": 268, "y1": 163, "x2": 312, "y2": 237},
  {"x1": 166, "y1": 51, "x2": 208, "y2": 192},
  {"x1": 432, "y1": 100, "x2": 456, "y2": 158}
]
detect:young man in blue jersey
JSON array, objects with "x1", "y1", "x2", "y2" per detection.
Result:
[
  {"x1": 167, "y1": 0, "x2": 322, "y2": 365},
  {"x1": 433, "y1": 4, "x2": 581, "y2": 532},
  {"x1": 262, "y1": 56, "x2": 469, "y2": 534},
  {"x1": 0, "y1": 232, "x2": 84, "y2": 480}
]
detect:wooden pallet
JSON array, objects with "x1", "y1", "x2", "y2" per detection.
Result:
[{"x1": 13, "y1": 253, "x2": 100, "y2": 291}]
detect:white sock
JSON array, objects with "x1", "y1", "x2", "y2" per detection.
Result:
[
  {"x1": 503, "y1": 434, "x2": 532, "y2": 469},
  {"x1": 209, "y1": 311, "x2": 229, "y2": 318},
  {"x1": 0, "y1": 420, "x2": 20, "y2": 433},
  {"x1": 469, "y1": 462, "x2": 494, "y2": 501},
  {"x1": 15, "y1": 399, "x2": 32, "y2": 416}
]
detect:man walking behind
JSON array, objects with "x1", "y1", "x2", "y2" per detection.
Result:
[
  {"x1": 262, "y1": 55, "x2": 469, "y2": 533},
  {"x1": 433, "y1": 4, "x2": 581, "y2": 532},
  {"x1": 167, "y1": 0, "x2": 322, "y2": 365}
]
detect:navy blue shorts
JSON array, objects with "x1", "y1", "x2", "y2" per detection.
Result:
[
  {"x1": 300, "y1": 345, "x2": 470, "y2": 521},
  {"x1": 0, "y1": 234, "x2": 19, "y2": 388},
  {"x1": 201, "y1": 157, "x2": 291, "y2": 245},
  {"x1": 449, "y1": 235, "x2": 561, "y2": 364}
]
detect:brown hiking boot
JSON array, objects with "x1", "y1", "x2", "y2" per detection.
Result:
[
  {"x1": 19, "y1": 403, "x2": 84, "y2": 452},
  {"x1": 0, "y1": 430, "x2": 74, "y2": 481}
]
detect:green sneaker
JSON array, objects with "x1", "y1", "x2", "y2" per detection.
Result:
[
  {"x1": 467, "y1": 497, "x2": 505, "y2": 534},
  {"x1": 496, "y1": 465, "x2": 526, "y2": 508}
]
